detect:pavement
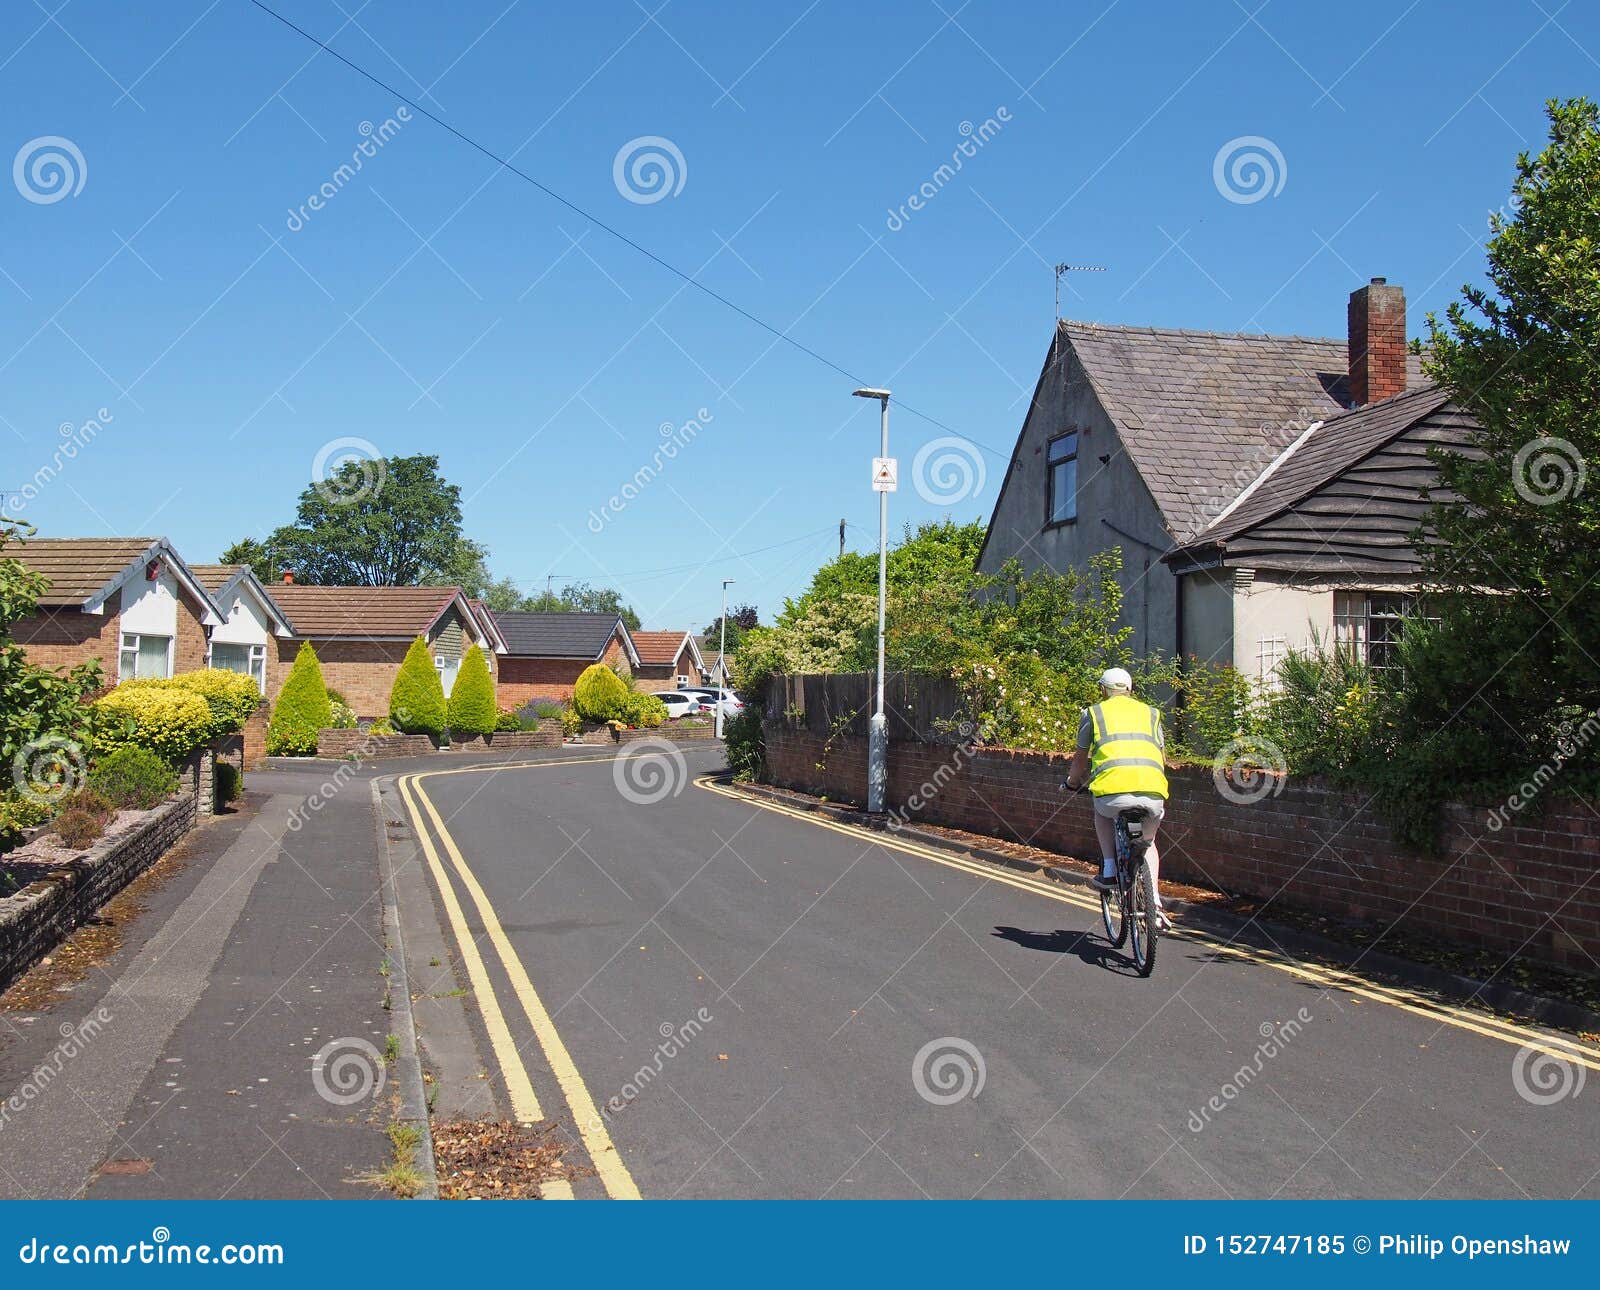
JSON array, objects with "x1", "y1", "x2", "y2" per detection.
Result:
[
  {"x1": 395, "y1": 744, "x2": 1600, "y2": 1200},
  {"x1": 3, "y1": 740, "x2": 1595, "y2": 1200}
]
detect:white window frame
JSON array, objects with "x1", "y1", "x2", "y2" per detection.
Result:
[
  {"x1": 119, "y1": 631, "x2": 174, "y2": 682},
  {"x1": 1334, "y1": 591, "x2": 1421, "y2": 671},
  {"x1": 208, "y1": 640, "x2": 267, "y2": 693}
]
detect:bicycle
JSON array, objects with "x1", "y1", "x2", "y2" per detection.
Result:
[{"x1": 1099, "y1": 805, "x2": 1161, "y2": 977}]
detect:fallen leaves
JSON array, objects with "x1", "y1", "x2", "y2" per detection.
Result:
[{"x1": 432, "y1": 1117, "x2": 591, "y2": 1200}]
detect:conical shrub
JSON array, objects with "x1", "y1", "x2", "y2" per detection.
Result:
[
  {"x1": 447, "y1": 644, "x2": 497, "y2": 738},
  {"x1": 390, "y1": 636, "x2": 446, "y2": 737},
  {"x1": 266, "y1": 642, "x2": 332, "y2": 756},
  {"x1": 573, "y1": 663, "x2": 629, "y2": 722}
]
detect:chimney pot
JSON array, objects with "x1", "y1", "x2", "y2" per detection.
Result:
[
  {"x1": 281, "y1": 570, "x2": 295, "y2": 584},
  {"x1": 1348, "y1": 278, "x2": 1407, "y2": 407}
]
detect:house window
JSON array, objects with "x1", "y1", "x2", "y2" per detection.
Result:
[
  {"x1": 210, "y1": 641, "x2": 266, "y2": 693},
  {"x1": 1046, "y1": 431, "x2": 1078, "y2": 525},
  {"x1": 1334, "y1": 591, "x2": 1415, "y2": 671},
  {"x1": 1256, "y1": 636, "x2": 1288, "y2": 685},
  {"x1": 435, "y1": 653, "x2": 460, "y2": 696},
  {"x1": 119, "y1": 632, "x2": 173, "y2": 682}
]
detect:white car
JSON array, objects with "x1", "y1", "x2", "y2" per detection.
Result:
[
  {"x1": 678, "y1": 687, "x2": 743, "y2": 718},
  {"x1": 652, "y1": 692, "x2": 704, "y2": 720}
]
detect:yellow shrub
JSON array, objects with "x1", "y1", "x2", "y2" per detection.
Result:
[
  {"x1": 93, "y1": 686, "x2": 215, "y2": 762},
  {"x1": 119, "y1": 670, "x2": 262, "y2": 741}
]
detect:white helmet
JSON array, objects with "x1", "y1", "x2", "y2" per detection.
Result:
[{"x1": 1099, "y1": 667, "x2": 1133, "y2": 694}]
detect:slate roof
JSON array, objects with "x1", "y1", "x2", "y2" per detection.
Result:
[
  {"x1": 1060, "y1": 321, "x2": 1428, "y2": 540},
  {"x1": 493, "y1": 611, "x2": 633, "y2": 661},
  {"x1": 266, "y1": 584, "x2": 460, "y2": 639}
]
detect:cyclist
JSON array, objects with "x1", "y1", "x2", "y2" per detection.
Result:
[{"x1": 1064, "y1": 667, "x2": 1170, "y2": 925}]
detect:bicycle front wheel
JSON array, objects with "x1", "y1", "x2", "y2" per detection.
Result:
[{"x1": 1128, "y1": 859, "x2": 1159, "y2": 977}]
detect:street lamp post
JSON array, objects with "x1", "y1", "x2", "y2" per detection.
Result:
[
  {"x1": 717, "y1": 577, "x2": 734, "y2": 739},
  {"x1": 853, "y1": 387, "x2": 891, "y2": 812}
]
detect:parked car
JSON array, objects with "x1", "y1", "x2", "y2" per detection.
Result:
[
  {"x1": 652, "y1": 692, "x2": 704, "y2": 720},
  {"x1": 678, "y1": 687, "x2": 743, "y2": 718}
]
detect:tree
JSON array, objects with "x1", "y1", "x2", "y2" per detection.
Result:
[
  {"x1": 703, "y1": 603, "x2": 759, "y2": 652},
  {"x1": 219, "y1": 538, "x2": 277, "y2": 582},
  {"x1": 265, "y1": 642, "x2": 332, "y2": 756},
  {"x1": 480, "y1": 576, "x2": 528, "y2": 614},
  {"x1": 446, "y1": 645, "x2": 497, "y2": 737},
  {"x1": 267, "y1": 454, "x2": 481, "y2": 587},
  {"x1": 390, "y1": 637, "x2": 446, "y2": 737},
  {"x1": 525, "y1": 581, "x2": 641, "y2": 631}
]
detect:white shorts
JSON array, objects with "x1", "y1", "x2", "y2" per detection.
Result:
[{"x1": 1092, "y1": 793, "x2": 1165, "y2": 822}]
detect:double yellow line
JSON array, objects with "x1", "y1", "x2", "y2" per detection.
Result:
[
  {"x1": 698, "y1": 777, "x2": 1600, "y2": 1072},
  {"x1": 395, "y1": 758, "x2": 642, "y2": 1201}
]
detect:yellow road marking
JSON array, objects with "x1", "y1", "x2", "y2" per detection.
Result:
[
  {"x1": 407, "y1": 770, "x2": 643, "y2": 1201},
  {"x1": 697, "y1": 776, "x2": 1600, "y2": 1072}
]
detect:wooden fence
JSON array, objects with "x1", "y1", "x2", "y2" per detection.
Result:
[{"x1": 765, "y1": 672, "x2": 973, "y2": 743}]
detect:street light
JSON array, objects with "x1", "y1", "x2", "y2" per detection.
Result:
[
  {"x1": 853, "y1": 386, "x2": 891, "y2": 812},
  {"x1": 717, "y1": 577, "x2": 735, "y2": 740}
]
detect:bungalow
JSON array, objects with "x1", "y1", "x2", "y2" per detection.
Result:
[
  {"x1": 5, "y1": 537, "x2": 222, "y2": 686},
  {"x1": 491, "y1": 611, "x2": 639, "y2": 708},
  {"x1": 694, "y1": 635, "x2": 732, "y2": 687},
  {"x1": 629, "y1": 630, "x2": 704, "y2": 688},
  {"x1": 977, "y1": 278, "x2": 1469, "y2": 678},
  {"x1": 189, "y1": 564, "x2": 297, "y2": 695},
  {"x1": 262, "y1": 581, "x2": 501, "y2": 718}
]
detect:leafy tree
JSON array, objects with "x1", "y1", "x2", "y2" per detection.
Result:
[
  {"x1": 446, "y1": 645, "x2": 497, "y2": 737},
  {"x1": 525, "y1": 581, "x2": 641, "y2": 631},
  {"x1": 267, "y1": 454, "x2": 482, "y2": 587},
  {"x1": 572, "y1": 662, "x2": 629, "y2": 722},
  {"x1": 1, "y1": 522, "x2": 103, "y2": 816},
  {"x1": 266, "y1": 642, "x2": 332, "y2": 756},
  {"x1": 219, "y1": 538, "x2": 277, "y2": 582},
  {"x1": 480, "y1": 576, "x2": 529, "y2": 614},
  {"x1": 390, "y1": 637, "x2": 447, "y2": 737},
  {"x1": 703, "y1": 603, "x2": 759, "y2": 652}
]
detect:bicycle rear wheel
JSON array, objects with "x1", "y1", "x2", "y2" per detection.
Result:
[
  {"x1": 1128, "y1": 858, "x2": 1159, "y2": 977},
  {"x1": 1101, "y1": 884, "x2": 1127, "y2": 947}
]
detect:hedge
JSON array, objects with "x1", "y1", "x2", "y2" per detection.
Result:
[
  {"x1": 391, "y1": 636, "x2": 446, "y2": 738},
  {"x1": 573, "y1": 664, "x2": 629, "y2": 722},
  {"x1": 120, "y1": 670, "x2": 262, "y2": 741},
  {"x1": 447, "y1": 644, "x2": 497, "y2": 738},
  {"x1": 267, "y1": 642, "x2": 332, "y2": 756},
  {"x1": 93, "y1": 686, "x2": 215, "y2": 762}
]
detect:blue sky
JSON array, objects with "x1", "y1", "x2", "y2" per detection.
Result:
[{"x1": 1, "y1": 0, "x2": 1593, "y2": 629}]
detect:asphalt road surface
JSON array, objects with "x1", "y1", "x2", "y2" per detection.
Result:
[{"x1": 399, "y1": 746, "x2": 1597, "y2": 1200}]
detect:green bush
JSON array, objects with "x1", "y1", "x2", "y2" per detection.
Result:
[
  {"x1": 89, "y1": 746, "x2": 179, "y2": 809},
  {"x1": 0, "y1": 792, "x2": 53, "y2": 850},
  {"x1": 390, "y1": 637, "x2": 446, "y2": 738},
  {"x1": 722, "y1": 708, "x2": 764, "y2": 780},
  {"x1": 93, "y1": 685, "x2": 215, "y2": 761},
  {"x1": 163, "y1": 669, "x2": 261, "y2": 738},
  {"x1": 266, "y1": 642, "x2": 333, "y2": 756},
  {"x1": 495, "y1": 708, "x2": 522, "y2": 732},
  {"x1": 618, "y1": 692, "x2": 667, "y2": 729},
  {"x1": 215, "y1": 762, "x2": 243, "y2": 805},
  {"x1": 54, "y1": 806, "x2": 103, "y2": 849},
  {"x1": 573, "y1": 663, "x2": 629, "y2": 722},
  {"x1": 446, "y1": 645, "x2": 497, "y2": 738},
  {"x1": 366, "y1": 718, "x2": 396, "y2": 737}
]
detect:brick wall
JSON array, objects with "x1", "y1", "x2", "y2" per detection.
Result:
[
  {"x1": 618, "y1": 723, "x2": 717, "y2": 743},
  {"x1": 11, "y1": 606, "x2": 119, "y2": 681},
  {"x1": 173, "y1": 585, "x2": 210, "y2": 674},
  {"x1": 0, "y1": 794, "x2": 196, "y2": 992},
  {"x1": 314, "y1": 729, "x2": 437, "y2": 759},
  {"x1": 498, "y1": 656, "x2": 588, "y2": 706},
  {"x1": 277, "y1": 638, "x2": 410, "y2": 718},
  {"x1": 449, "y1": 723, "x2": 562, "y2": 751},
  {"x1": 762, "y1": 724, "x2": 1600, "y2": 974}
]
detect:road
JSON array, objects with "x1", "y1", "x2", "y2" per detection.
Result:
[{"x1": 397, "y1": 745, "x2": 1598, "y2": 1200}]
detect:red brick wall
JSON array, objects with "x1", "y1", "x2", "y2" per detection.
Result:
[
  {"x1": 12, "y1": 607, "x2": 119, "y2": 684},
  {"x1": 275, "y1": 638, "x2": 410, "y2": 719},
  {"x1": 173, "y1": 586, "x2": 210, "y2": 675},
  {"x1": 498, "y1": 633, "x2": 633, "y2": 708},
  {"x1": 762, "y1": 725, "x2": 1600, "y2": 974}
]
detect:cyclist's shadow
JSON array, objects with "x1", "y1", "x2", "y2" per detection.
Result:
[{"x1": 991, "y1": 925, "x2": 1147, "y2": 977}]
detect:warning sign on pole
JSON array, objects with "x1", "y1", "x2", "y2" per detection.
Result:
[{"x1": 871, "y1": 457, "x2": 898, "y2": 492}]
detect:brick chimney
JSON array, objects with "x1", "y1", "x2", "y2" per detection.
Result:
[
  {"x1": 1347, "y1": 277, "x2": 1407, "y2": 407},
  {"x1": 281, "y1": 569, "x2": 295, "y2": 584}
]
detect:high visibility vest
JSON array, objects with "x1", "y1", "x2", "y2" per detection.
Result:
[{"x1": 1086, "y1": 694, "x2": 1169, "y2": 798}]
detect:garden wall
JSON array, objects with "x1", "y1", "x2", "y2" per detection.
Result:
[
  {"x1": 0, "y1": 794, "x2": 196, "y2": 992},
  {"x1": 315, "y1": 730, "x2": 437, "y2": 759},
  {"x1": 761, "y1": 722, "x2": 1600, "y2": 975},
  {"x1": 450, "y1": 723, "x2": 562, "y2": 752},
  {"x1": 617, "y1": 724, "x2": 717, "y2": 744}
]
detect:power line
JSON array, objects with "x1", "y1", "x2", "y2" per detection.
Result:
[
  {"x1": 518, "y1": 527, "x2": 836, "y2": 586},
  {"x1": 247, "y1": 1, "x2": 1014, "y2": 460}
]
